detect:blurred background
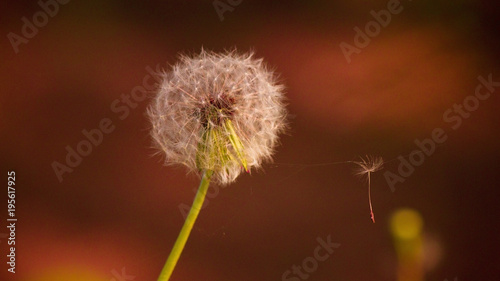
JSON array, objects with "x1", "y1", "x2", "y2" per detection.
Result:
[{"x1": 1, "y1": 0, "x2": 500, "y2": 280}]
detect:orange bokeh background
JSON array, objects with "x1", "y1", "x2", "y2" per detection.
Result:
[{"x1": 1, "y1": 1, "x2": 499, "y2": 280}]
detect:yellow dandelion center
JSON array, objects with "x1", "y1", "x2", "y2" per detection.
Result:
[{"x1": 195, "y1": 94, "x2": 248, "y2": 172}]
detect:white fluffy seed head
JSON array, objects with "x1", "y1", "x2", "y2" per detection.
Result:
[{"x1": 148, "y1": 49, "x2": 287, "y2": 185}]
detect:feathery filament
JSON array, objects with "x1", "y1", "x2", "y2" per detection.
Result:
[{"x1": 148, "y1": 50, "x2": 287, "y2": 185}]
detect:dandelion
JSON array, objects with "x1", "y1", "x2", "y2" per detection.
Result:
[
  {"x1": 353, "y1": 155, "x2": 384, "y2": 223},
  {"x1": 149, "y1": 49, "x2": 287, "y2": 280},
  {"x1": 149, "y1": 49, "x2": 287, "y2": 185}
]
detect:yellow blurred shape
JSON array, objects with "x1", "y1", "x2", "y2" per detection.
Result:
[
  {"x1": 390, "y1": 208, "x2": 423, "y2": 240},
  {"x1": 390, "y1": 208, "x2": 424, "y2": 281},
  {"x1": 29, "y1": 267, "x2": 108, "y2": 281}
]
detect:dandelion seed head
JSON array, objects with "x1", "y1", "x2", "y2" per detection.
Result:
[
  {"x1": 148, "y1": 49, "x2": 287, "y2": 185},
  {"x1": 354, "y1": 155, "x2": 384, "y2": 177}
]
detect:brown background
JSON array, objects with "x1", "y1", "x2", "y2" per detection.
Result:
[{"x1": 1, "y1": 0, "x2": 500, "y2": 280}]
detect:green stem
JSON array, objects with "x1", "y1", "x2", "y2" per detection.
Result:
[{"x1": 157, "y1": 170, "x2": 214, "y2": 281}]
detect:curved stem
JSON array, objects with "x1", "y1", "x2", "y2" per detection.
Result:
[{"x1": 157, "y1": 170, "x2": 214, "y2": 281}]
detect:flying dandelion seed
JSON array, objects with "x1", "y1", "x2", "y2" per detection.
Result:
[{"x1": 353, "y1": 155, "x2": 384, "y2": 223}]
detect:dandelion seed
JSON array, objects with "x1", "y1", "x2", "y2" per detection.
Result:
[{"x1": 353, "y1": 155, "x2": 384, "y2": 223}]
